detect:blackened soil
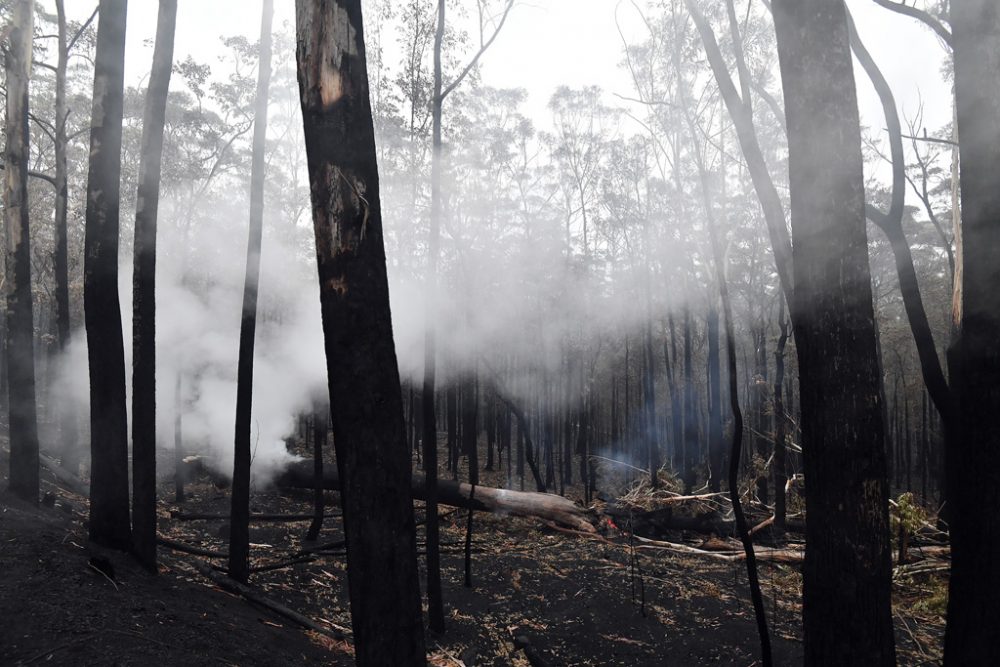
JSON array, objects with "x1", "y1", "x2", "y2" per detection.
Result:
[{"x1": 1, "y1": 455, "x2": 944, "y2": 666}]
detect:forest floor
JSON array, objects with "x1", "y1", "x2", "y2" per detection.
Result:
[{"x1": 0, "y1": 447, "x2": 946, "y2": 666}]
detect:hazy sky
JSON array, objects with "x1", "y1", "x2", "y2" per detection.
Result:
[
  {"x1": 53, "y1": 1, "x2": 950, "y2": 117},
  {"x1": 54, "y1": 0, "x2": 952, "y2": 181}
]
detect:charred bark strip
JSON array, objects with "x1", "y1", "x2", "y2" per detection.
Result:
[
  {"x1": 4, "y1": 0, "x2": 40, "y2": 504},
  {"x1": 296, "y1": 3, "x2": 426, "y2": 663},
  {"x1": 773, "y1": 1, "x2": 895, "y2": 663},
  {"x1": 84, "y1": 0, "x2": 132, "y2": 550},
  {"x1": 229, "y1": 0, "x2": 273, "y2": 584},
  {"x1": 131, "y1": 0, "x2": 178, "y2": 573}
]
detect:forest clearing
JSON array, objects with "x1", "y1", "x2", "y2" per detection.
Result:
[
  {"x1": 1, "y1": 441, "x2": 948, "y2": 665},
  {"x1": 0, "y1": 0, "x2": 995, "y2": 665}
]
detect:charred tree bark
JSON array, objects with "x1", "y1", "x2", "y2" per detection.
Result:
[
  {"x1": 306, "y1": 406, "x2": 327, "y2": 542},
  {"x1": 52, "y1": 0, "x2": 77, "y2": 468},
  {"x1": 773, "y1": 309, "x2": 789, "y2": 536},
  {"x1": 682, "y1": 307, "x2": 697, "y2": 492},
  {"x1": 447, "y1": 382, "x2": 458, "y2": 475},
  {"x1": 462, "y1": 371, "x2": 478, "y2": 587},
  {"x1": 643, "y1": 320, "x2": 660, "y2": 487},
  {"x1": 753, "y1": 322, "x2": 769, "y2": 504},
  {"x1": 773, "y1": 0, "x2": 895, "y2": 663},
  {"x1": 229, "y1": 0, "x2": 273, "y2": 584},
  {"x1": 419, "y1": 0, "x2": 446, "y2": 633},
  {"x1": 945, "y1": 2, "x2": 1000, "y2": 662},
  {"x1": 131, "y1": 0, "x2": 177, "y2": 573},
  {"x1": 84, "y1": 0, "x2": 131, "y2": 550},
  {"x1": 4, "y1": 0, "x2": 40, "y2": 504},
  {"x1": 665, "y1": 317, "x2": 683, "y2": 472},
  {"x1": 53, "y1": 0, "x2": 70, "y2": 359},
  {"x1": 173, "y1": 373, "x2": 185, "y2": 503},
  {"x1": 706, "y1": 305, "x2": 723, "y2": 492},
  {"x1": 296, "y1": 2, "x2": 427, "y2": 663}
]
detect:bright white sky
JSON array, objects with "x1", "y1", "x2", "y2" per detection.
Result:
[{"x1": 54, "y1": 0, "x2": 952, "y2": 171}]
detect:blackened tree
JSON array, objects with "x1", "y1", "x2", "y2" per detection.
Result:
[
  {"x1": 131, "y1": 0, "x2": 178, "y2": 572},
  {"x1": 84, "y1": 0, "x2": 132, "y2": 550},
  {"x1": 296, "y1": 1, "x2": 427, "y2": 663},
  {"x1": 945, "y1": 1, "x2": 1000, "y2": 663},
  {"x1": 4, "y1": 0, "x2": 40, "y2": 504},
  {"x1": 773, "y1": 0, "x2": 895, "y2": 663},
  {"x1": 229, "y1": 0, "x2": 274, "y2": 584}
]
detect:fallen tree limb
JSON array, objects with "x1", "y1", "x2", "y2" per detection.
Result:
[
  {"x1": 894, "y1": 560, "x2": 949, "y2": 579},
  {"x1": 541, "y1": 521, "x2": 616, "y2": 544},
  {"x1": 633, "y1": 535, "x2": 806, "y2": 564},
  {"x1": 606, "y1": 504, "x2": 805, "y2": 538},
  {"x1": 39, "y1": 453, "x2": 89, "y2": 497},
  {"x1": 276, "y1": 461, "x2": 595, "y2": 533},
  {"x1": 194, "y1": 562, "x2": 347, "y2": 640},
  {"x1": 749, "y1": 515, "x2": 775, "y2": 537},
  {"x1": 250, "y1": 556, "x2": 317, "y2": 574},
  {"x1": 170, "y1": 511, "x2": 340, "y2": 522},
  {"x1": 158, "y1": 536, "x2": 227, "y2": 559}
]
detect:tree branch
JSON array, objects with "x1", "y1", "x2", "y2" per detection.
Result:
[
  {"x1": 67, "y1": 5, "x2": 99, "y2": 53},
  {"x1": 870, "y1": 0, "x2": 952, "y2": 49},
  {"x1": 439, "y1": 0, "x2": 514, "y2": 101},
  {"x1": 0, "y1": 160, "x2": 57, "y2": 187}
]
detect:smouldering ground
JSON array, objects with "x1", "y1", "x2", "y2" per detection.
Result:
[{"x1": 0, "y1": 444, "x2": 946, "y2": 665}]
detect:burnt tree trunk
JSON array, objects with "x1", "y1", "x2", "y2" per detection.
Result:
[
  {"x1": 945, "y1": 2, "x2": 1000, "y2": 662},
  {"x1": 643, "y1": 318, "x2": 659, "y2": 487},
  {"x1": 84, "y1": 0, "x2": 131, "y2": 550},
  {"x1": 173, "y1": 373, "x2": 185, "y2": 503},
  {"x1": 131, "y1": 0, "x2": 177, "y2": 572},
  {"x1": 4, "y1": 0, "x2": 40, "y2": 504},
  {"x1": 53, "y1": 0, "x2": 77, "y2": 468},
  {"x1": 682, "y1": 306, "x2": 697, "y2": 492},
  {"x1": 296, "y1": 2, "x2": 427, "y2": 663},
  {"x1": 773, "y1": 0, "x2": 895, "y2": 662},
  {"x1": 420, "y1": 0, "x2": 446, "y2": 631},
  {"x1": 706, "y1": 305, "x2": 723, "y2": 492},
  {"x1": 306, "y1": 405, "x2": 327, "y2": 542},
  {"x1": 773, "y1": 309, "x2": 789, "y2": 535},
  {"x1": 229, "y1": 0, "x2": 273, "y2": 584},
  {"x1": 753, "y1": 322, "x2": 769, "y2": 504}
]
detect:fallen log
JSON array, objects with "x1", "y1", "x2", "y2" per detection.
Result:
[
  {"x1": 158, "y1": 536, "x2": 227, "y2": 559},
  {"x1": 194, "y1": 562, "x2": 347, "y2": 640},
  {"x1": 170, "y1": 511, "x2": 340, "y2": 522},
  {"x1": 633, "y1": 535, "x2": 806, "y2": 564},
  {"x1": 40, "y1": 453, "x2": 89, "y2": 497},
  {"x1": 276, "y1": 460, "x2": 596, "y2": 533},
  {"x1": 605, "y1": 503, "x2": 806, "y2": 538}
]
